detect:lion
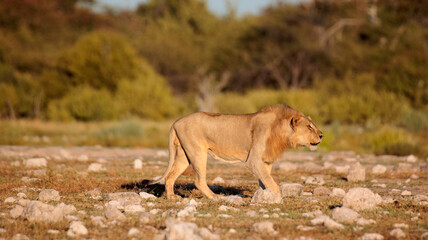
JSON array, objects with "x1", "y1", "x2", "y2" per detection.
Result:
[{"x1": 144, "y1": 104, "x2": 323, "y2": 199}]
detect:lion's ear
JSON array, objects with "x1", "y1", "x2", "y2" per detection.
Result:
[{"x1": 290, "y1": 117, "x2": 299, "y2": 131}]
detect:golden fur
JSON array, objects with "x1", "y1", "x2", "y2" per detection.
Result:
[{"x1": 147, "y1": 104, "x2": 323, "y2": 199}]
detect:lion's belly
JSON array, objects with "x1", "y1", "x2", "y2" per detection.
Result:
[{"x1": 207, "y1": 146, "x2": 248, "y2": 163}]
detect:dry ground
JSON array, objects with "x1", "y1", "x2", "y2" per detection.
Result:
[{"x1": 0, "y1": 146, "x2": 427, "y2": 239}]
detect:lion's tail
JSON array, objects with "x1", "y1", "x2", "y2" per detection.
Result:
[{"x1": 143, "y1": 127, "x2": 178, "y2": 186}]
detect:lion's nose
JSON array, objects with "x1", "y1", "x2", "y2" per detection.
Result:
[{"x1": 319, "y1": 134, "x2": 323, "y2": 139}]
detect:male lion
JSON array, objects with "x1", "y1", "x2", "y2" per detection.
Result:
[{"x1": 144, "y1": 104, "x2": 323, "y2": 199}]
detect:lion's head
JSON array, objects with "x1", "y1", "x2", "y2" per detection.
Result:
[{"x1": 289, "y1": 115, "x2": 323, "y2": 151}]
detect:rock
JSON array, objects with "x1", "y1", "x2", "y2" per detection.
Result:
[
  {"x1": 313, "y1": 186, "x2": 331, "y2": 196},
  {"x1": 139, "y1": 212, "x2": 153, "y2": 223},
  {"x1": 275, "y1": 161, "x2": 297, "y2": 172},
  {"x1": 4, "y1": 197, "x2": 17, "y2": 204},
  {"x1": 299, "y1": 162, "x2": 322, "y2": 172},
  {"x1": 47, "y1": 229, "x2": 60, "y2": 235},
  {"x1": 310, "y1": 215, "x2": 329, "y2": 225},
  {"x1": 38, "y1": 189, "x2": 61, "y2": 202},
  {"x1": 331, "y1": 207, "x2": 359, "y2": 224},
  {"x1": 67, "y1": 221, "x2": 88, "y2": 237},
  {"x1": 17, "y1": 193, "x2": 27, "y2": 199},
  {"x1": 212, "y1": 176, "x2": 225, "y2": 184},
  {"x1": 104, "y1": 205, "x2": 126, "y2": 221},
  {"x1": 139, "y1": 192, "x2": 157, "y2": 200},
  {"x1": 390, "y1": 228, "x2": 406, "y2": 239},
  {"x1": 27, "y1": 169, "x2": 47, "y2": 177},
  {"x1": 304, "y1": 175, "x2": 325, "y2": 185},
  {"x1": 165, "y1": 217, "x2": 219, "y2": 240},
  {"x1": 330, "y1": 188, "x2": 346, "y2": 198},
  {"x1": 86, "y1": 188, "x2": 102, "y2": 200},
  {"x1": 128, "y1": 227, "x2": 140, "y2": 237},
  {"x1": 77, "y1": 155, "x2": 89, "y2": 162},
  {"x1": 296, "y1": 225, "x2": 315, "y2": 231},
  {"x1": 347, "y1": 162, "x2": 365, "y2": 182},
  {"x1": 406, "y1": 155, "x2": 418, "y2": 163},
  {"x1": 124, "y1": 204, "x2": 145, "y2": 214},
  {"x1": 88, "y1": 163, "x2": 106, "y2": 172},
  {"x1": 134, "y1": 159, "x2": 143, "y2": 169},
  {"x1": 302, "y1": 210, "x2": 323, "y2": 218},
  {"x1": 421, "y1": 232, "x2": 428, "y2": 239},
  {"x1": 21, "y1": 200, "x2": 64, "y2": 222},
  {"x1": 91, "y1": 216, "x2": 107, "y2": 228},
  {"x1": 199, "y1": 227, "x2": 220, "y2": 240},
  {"x1": 395, "y1": 163, "x2": 412, "y2": 172},
  {"x1": 221, "y1": 195, "x2": 244, "y2": 205},
  {"x1": 401, "y1": 190, "x2": 412, "y2": 196},
  {"x1": 356, "y1": 218, "x2": 376, "y2": 225},
  {"x1": 177, "y1": 205, "x2": 197, "y2": 218},
  {"x1": 253, "y1": 221, "x2": 277, "y2": 234},
  {"x1": 11, "y1": 234, "x2": 30, "y2": 240},
  {"x1": 10, "y1": 205, "x2": 24, "y2": 218},
  {"x1": 280, "y1": 183, "x2": 302, "y2": 197},
  {"x1": 311, "y1": 215, "x2": 344, "y2": 230},
  {"x1": 24, "y1": 158, "x2": 47, "y2": 168},
  {"x1": 372, "y1": 165, "x2": 387, "y2": 175},
  {"x1": 17, "y1": 199, "x2": 30, "y2": 207},
  {"x1": 393, "y1": 223, "x2": 408, "y2": 229},
  {"x1": 218, "y1": 205, "x2": 239, "y2": 212},
  {"x1": 56, "y1": 202, "x2": 77, "y2": 215},
  {"x1": 251, "y1": 188, "x2": 282, "y2": 204},
  {"x1": 246, "y1": 210, "x2": 258, "y2": 217},
  {"x1": 105, "y1": 192, "x2": 142, "y2": 206},
  {"x1": 343, "y1": 188, "x2": 379, "y2": 211},
  {"x1": 11, "y1": 160, "x2": 21, "y2": 167},
  {"x1": 360, "y1": 233, "x2": 384, "y2": 240},
  {"x1": 335, "y1": 165, "x2": 350, "y2": 175}
]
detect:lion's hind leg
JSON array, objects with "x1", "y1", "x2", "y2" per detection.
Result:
[
  {"x1": 165, "y1": 146, "x2": 189, "y2": 199},
  {"x1": 184, "y1": 148, "x2": 217, "y2": 199}
]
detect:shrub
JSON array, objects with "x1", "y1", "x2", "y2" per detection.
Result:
[
  {"x1": 47, "y1": 86, "x2": 118, "y2": 121},
  {"x1": 368, "y1": 126, "x2": 416, "y2": 156},
  {"x1": 215, "y1": 92, "x2": 257, "y2": 114}
]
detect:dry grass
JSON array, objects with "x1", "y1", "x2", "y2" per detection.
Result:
[{"x1": 0, "y1": 148, "x2": 427, "y2": 240}]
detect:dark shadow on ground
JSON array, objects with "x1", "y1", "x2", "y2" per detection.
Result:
[{"x1": 121, "y1": 180, "x2": 249, "y2": 198}]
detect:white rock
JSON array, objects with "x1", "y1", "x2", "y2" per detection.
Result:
[
  {"x1": 310, "y1": 215, "x2": 329, "y2": 225},
  {"x1": 335, "y1": 165, "x2": 350, "y2": 175},
  {"x1": 421, "y1": 232, "x2": 428, "y2": 239},
  {"x1": 11, "y1": 161, "x2": 21, "y2": 167},
  {"x1": 0, "y1": 228, "x2": 6, "y2": 233},
  {"x1": 372, "y1": 165, "x2": 387, "y2": 175},
  {"x1": 347, "y1": 162, "x2": 365, "y2": 182},
  {"x1": 86, "y1": 188, "x2": 102, "y2": 200},
  {"x1": 24, "y1": 158, "x2": 47, "y2": 168},
  {"x1": 128, "y1": 227, "x2": 140, "y2": 237},
  {"x1": 275, "y1": 161, "x2": 297, "y2": 172},
  {"x1": 396, "y1": 163, "x2": 412, "y2": 172},
  {"x1": 246, "y1": 210, "x2": 258, "y2": 217},
  {"x1": 401, "y1": 190, "x2": 412, "y2": 196},
  {"x1": 4, "y1": 197, "x2": 17, "y2": 204},
  {"x1": 251, "y1": 188, "x2": 282, "y2": 204},
  {"x1": 356, "y1": 218, "x2": 376, "y2": 226},
  {"x1": 280, "y1": 183, "x2": 303, "y2": 197},
  {"x1": 390, "y1": 228, "x2": 406, "y2": 239},
  {"x1": 21, "y1": 200, "x2": 64, "y2": 222},
  {"x1": 134, "y1": 159, "x2": 143, "y2": 169},
  {"x1": 17, "y1": 193, "x2": 27, "y2": 199},
  {"x1": 47, "y1": 229, "x2": 60, "y2": 235},
  {"x1": 313, "y1": 186, "x2": 331, "y2": 196},
  {"x1": 253, "y1": 221, "x2": 277, "y2": 234},
  {"x1": 67, "y1": 221, "x2": 88, "y2": 237},
  {"x1": 304, "y1": 175, "x2": 325, "y2": 185},
  {"x1": 56, "y1": 203, "x2": 76, "y2": 215},
  {"x1": 177, "y1": 205, "x2": 196, "y2": 218},
  {"x1": 218, "y1": 205, "x2": 239, "y2": 212},
  {"x1": 221, "y1": 195, "x2": 244, "y2": 205},
  {"x1": 406, "y1": 155, "x2": 418, "y2": 163},
  {"x1": 91, "y1": 216, "x2": 107, "y2": 228},
  {"x1": 104, "y1": 205, "x2": 126, "y2": 221},
  {"x1": 343, "y1": 188, "x2": 379, "y2": 211},
  {"x1": 360, "y1": 233, "x2": 384, "y2": 240},
  {"x1": 299, "y1": 162, "x2": 322, "y2": 172},
  {"x1": 124, "y1": 204, "x2": 145, "y2": 214},
  {"x1": 77, "y1": 155, "x2": 89, "y2": 162},
  {"x1": 310, "y1": 215, "x2": 344, "y2": 230},
  {"x1": 139, "y1": 212, "x2": 153, "y2": 223},
  {"x1": 38, "y1": 189, "x2": 61, "y2": 202},
  {"x1": 105, "y1": 192, "x2": 142, "y2": 206},
  {"x1": 10, "y1": 205, "x2": 24, "y2": 218},
  {"x1": 296, "y1": 225, "x2": 315, "y2": 231},
  {"x1": 165, "y1": 217, "x2": 217, "y2": 240},
  {"x1": 331, "y1": 207, "x2": 359, "y2": 224},
  {"x1": 212, "y1": 176, "x2": 225, "y2": 184},
  {"x1": 88, "y1": 163, "x2": 105, "y2": 172},
  {"x1": 302, "y1": 210, "x2": 323, "y2": 218},
  {"x1": 199, "y1": 227, "x2": 220, "y2": 240},
  {"x1": 330, "y1": 188, "x2": 346, "y2": 198},
  {"x1": 11, "y1": 234, "x2": 30, "y2": 240},
  {"x1": 393, "y1": 223, "x2": 408, "y2": 229}
]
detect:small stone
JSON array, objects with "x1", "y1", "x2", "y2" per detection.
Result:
[
  {"x1": 38, "y1": 189, "x2": 61, "y2": 202},
  {"x1": 134, "y1": 159, "x2": 143, "y2": 169},
  {"x1": 302, "y1": 210, "x2": 323, "y2": 218},
  {"x1": 330, "y1": 188, "x2": 346, "y2": 198},
  {"x1": 246, "y1": 210, "x2": 258, "y2": 217},
  {"x1": 139, "y1": 212, "x2": 153, "y2": 223},
  {"x1": 335, "y1": 165, "x2": 350, "y2": 174},
  {"x1": 324, "y1": 217, "x2": 344, "y2": 230},
  {"x1": 221, "y1": 195, "x2": 244, "y2": 205},
  {"x1": 313, "y1": 186, "x2": 331, "y2": 196},
  {"x1": 212, "y1": 176, "x2": 225, "y2": 184},
  {"x1": 21, "y1": 200, "x2": 64, "y2": 222},
  {"x1": 296, "y1": 225, "x2": 315, "y2": 231},
  {"x1": 304, "y1": 175, "x2": 325, "y2": 185},
  {"x1": 280, "y1": 183, "x2": 303, "y2": 197},
  {"x1": 88, "y1": 163, "x2": 105, "y2": 172},
  {"x1": 343, "y1": 188, "x2": 379, "y2": 211},
  {"x1": 104, "y1": 205, "x2": 126, "y2": 221},
  {"x1": 24, "y1": 158, "x2": 47, "y2": 168},
  {"x1": 139, "y1": 192, "x2": 157, "y2": 200},
  {"x1": 128, "y1": 227, "x2": 140, "y2": 237},
  {"x1": 17, "y1": 193, "x2": 27, "y2": 199},
  {"x1": 372, "y1": 165, "x2": 387, "y2": 175},
  {"x1": 275, "y1": 161, "x2": 297, "y2": 172},
  {"x1": 91, "y1": 216, "x2": 107, "y2": 228},
  {"x1": 347, "y1": 162, "x2": 365, "y2": 182},
  {"x1": 67, "y1": 221, "x2": 88, "y2": 237},
  {"x1": 410, "y1": 174, "x2": 419, "y2": 179},
  {"x1": 105, "y1": 192, "x2": 142, "y2": 206},
  {"x1": 218, "y1": 214, "x2": 232, "y2": 218},
  {"x1": 77, "y1": 155, "x2": 89, "y2": 162},
  {"x1": 401, "y1": 190, "x2": 412, "y2": 196},
  {"x1": 406, "y1": 155, "x2": 418, "y2": 163},
  {"x1": 124, "y1": 204, "x2": 145, "y2": 214},
  {"x1": 177, "y1": 205, "x2": 196, "y2": 218},
  {"x1": 356, "y1": 218, "x2": 376, "y2": 226},
  {"x1": 253, "y1": 221, "x2": 277, "y2": 234},
  {"x1": 396, "y1": 163, "x2": 412, "y2": 172},
  {"x1": 331, "y1": 207, "x2": 359, "y2": 224},
  {"x1": 299, "y1": 162, "x2": 322, "y2": 172},
  {"x1": 393, "y1": 223, "x2": 408, "y2": 229},
  {"x1": 47, "y1": 229, "x2": 60, "y2": 235},
  {"x1": 4, "y1": 197, "x2": 17, "y2": 204},
  {"x1": 86, "y1": 188, "x2": 102, "y2": 200},
  {"x1": 390, "y1": 228, "x2": 406, "y2": 239},
  {"x1": 251, "y1": 188, "x2": 282, "y2": 204},
  {"x1": 360, "y1": 233, "x2": 384, "y2": 240},
  {"x1": 11, "y1": 234, "x2": 30, "y2": 240},
  {"x1": 11, "y1": 161, "x2": 20, "y2": 167},
  {"x1": 421, "y1": 232, "x2": 428, "y2": 239},
  {"x1": 10, "y1": 205, "x2": 24, "y2": 218}
]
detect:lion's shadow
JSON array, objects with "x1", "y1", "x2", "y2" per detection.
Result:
[{"x1": 121, "y1": 181, "x2": 249, "y2": 198}]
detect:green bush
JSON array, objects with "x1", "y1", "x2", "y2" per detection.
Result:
[
  {"x1": 47, "y1": 86, "x2": 118, "y2": 121},
  {"x1": 215, "y1": 92, "x2": 257, "y2": 114},
  {"x1": 368, "y1": 126, "x2": 416, "y2": 156}
]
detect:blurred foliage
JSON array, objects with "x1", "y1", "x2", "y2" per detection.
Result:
[{"x1": 0, "y1": 0, "x2": 426, "y2": 148}]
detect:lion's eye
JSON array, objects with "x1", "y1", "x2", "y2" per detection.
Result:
[{"x1": 307, "y1": 125, "x2": 312, "y2": 130}]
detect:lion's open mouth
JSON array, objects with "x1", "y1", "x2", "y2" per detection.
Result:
[{"x1": 310, "y1": 142, "x2": 320, "y2": 146}]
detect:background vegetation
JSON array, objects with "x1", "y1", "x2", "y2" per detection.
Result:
[{"x1": 0, "y1": 0, "x2": 427, "y2": 156}]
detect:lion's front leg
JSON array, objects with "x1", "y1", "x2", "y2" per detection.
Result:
[{"x1": 247, "y1": 157, "x2": 280, "y2": 194}]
